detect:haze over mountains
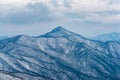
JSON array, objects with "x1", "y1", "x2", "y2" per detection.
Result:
[
  {"x1": 0, "y1": 26, "x2": 120, "y2": 80},
  {"x1": 90, "y1": 32, "x2": 120, "y2": 42}
]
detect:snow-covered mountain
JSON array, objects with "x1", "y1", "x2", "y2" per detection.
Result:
[
  {"x1": 90, "y1": 32, "x2": 120, "y2": 42},
  {"x1": 0, "y1": 26, "x2": 120, "y2": 80}
]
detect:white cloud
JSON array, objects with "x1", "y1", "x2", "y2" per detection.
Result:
[
  {"x1": 83, "y1": 13, "x2": 120, "y2": 25},
  {"x1": 0, "y1": 0, "x2": 31, "y2": 4},
  {"x1": 0, "y1": 0, "x2": 120, "y2": 24}
]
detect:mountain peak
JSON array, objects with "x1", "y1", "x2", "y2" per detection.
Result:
[
  {"x1": 39, "y1": 26, "x2": 86, "y2": 41},
  {"x1": 51, "y1": 26, "x2": 67, "y2": 32},
  {"x1": 38, "y1": 26, "x2": 74, "y2": 38}
]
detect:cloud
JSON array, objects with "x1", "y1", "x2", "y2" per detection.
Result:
[
  {"x1": 85, "y1": 13, "x2": 120, "y2": 24},
  {"x1": 0, "y1": 1, "x2": 58, "y2": 24},
  {"x1": 62, "y1": 0, "x2": 72, "y2": 8},
  {"x1": 64, "y1": 0, "x2": 120, "y2": 24},
  {"x1": 0, "y1": 0, "x2": 120, "y2": 25}
]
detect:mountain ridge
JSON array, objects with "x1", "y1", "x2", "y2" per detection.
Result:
[{"x1": 0, "y1": 26, "x2": 120, "y2": 80}]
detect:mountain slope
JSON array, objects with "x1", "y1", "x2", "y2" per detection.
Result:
[
  {"x1": 0, "y1": 36, "x2": 7, "y2": 40},
  {"x1": 0, "y1": 27, "x2": 120, "y2": 80}
]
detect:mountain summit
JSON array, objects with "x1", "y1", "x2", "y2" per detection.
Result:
[
  {"x1": 41, "y1": 26, "x2": 76, "y2": 37},
  {"x1": 51, "y1": 26, "x2": 67, "y2": 32},
  {"x1": 40, "y1": 26, "x2": 87, "y2": 43}
]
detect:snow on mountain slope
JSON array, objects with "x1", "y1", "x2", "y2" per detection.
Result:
[
  {"x1": 0, "y1": 27, "x2": 120, "y2": 80},
  {"x1": 0, "y1": 71, "x2": 23, "y2": 80},
  {"x1": 0, "y1": 70, "x2": 50, "y2": 80}
]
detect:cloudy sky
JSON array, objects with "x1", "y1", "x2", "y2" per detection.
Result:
[{"x1": 0, "y1": 0, "x2": 120, "y2": 37}]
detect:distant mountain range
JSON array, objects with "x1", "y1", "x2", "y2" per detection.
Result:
[
  {"x1": 90, "y1": 32, "x2": 120, "y2": 42},
  {"x1": 0, "y1": 26, "x2": 120, "y2": 80}
]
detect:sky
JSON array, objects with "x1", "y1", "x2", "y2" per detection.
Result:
[{"x1": 0, "y1": 0, "x2": 120, "y2": 37}]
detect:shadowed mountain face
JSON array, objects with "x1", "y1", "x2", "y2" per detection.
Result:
[{"x1": 0, "y1": 27, "x2": 120, "y2": 80}]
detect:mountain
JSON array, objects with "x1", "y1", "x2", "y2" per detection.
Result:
[
  {"x1": 0, "y1": 26, "x2": 120, "y2": 80},
  {"x1": 90, "y1": 32, "x2": 120, "y2": 42},
  {"x1": 0, "y1": 36, "x2": 7, "y2": 40}
]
